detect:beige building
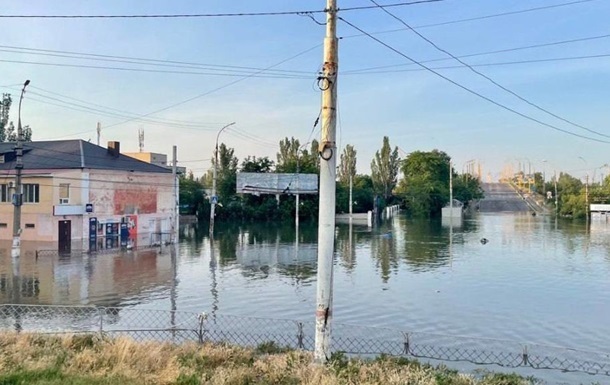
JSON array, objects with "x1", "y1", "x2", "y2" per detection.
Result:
[
  {"x1": 123, "y1": 151, "x2": 186, "y2": 175},
  {"x1": 0, "y1": 140, "x2": 176, "y2": 251}
]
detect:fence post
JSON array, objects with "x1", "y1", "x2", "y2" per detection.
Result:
[
  {"x1": 402, "y1": 332, "x2": 410, "y2": 355},
  {"x1": 197, "y1": 313, "x2": 208, "y2": 344},
  {"x1": 98, "y1": 307, "x2": 104, "y2": 338},
  {"x1": 296, "y1": 322, "x2": 305, "y2": 349},
  {"x1": 522, "y1": 345, "x2": 529, "y2": 366}
]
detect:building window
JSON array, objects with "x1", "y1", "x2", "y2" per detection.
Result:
[
  {"x1": 25, "y1": 223, "x2": 35, "y2": 229},
  {"x1": 0, "y1": 223, "x2": 7, "y2": 228},
  {"x1": 23, "y1": 184, "x2": 39, "y2": 203},
  {"x1": 0, "y1": 184, "x2": 9, "y2": 203},
  {"x1": 59, "y1": 183, "x2": 70, "y2": 204}
]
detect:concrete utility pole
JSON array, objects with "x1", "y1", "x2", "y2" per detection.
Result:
[
  {"x1": 210, "y1": 122, "x2": 235, "y2": 237},
  {"x1": 172, "y1": 145, "x2": 178, "y2": 244},
  {"x1": 314, "y1": 0, "x2": 338, "y2": 363},
  {"x1": 349, "y1": 173, "x2": 353, "y2": 221},
  {"x1": 585, "y1": 174, "x2": 589, "y2": 223},
  {"x1": 296, "y1": 154, "x2": 301, "y2": 228},
  {"x1": 554, "y1": 170, "x2": 558, "y2": 216},
  {"x1": 12, "y1": 79, "x2": 30, "y2": 258},
  {"x1": 449, "y1": 161, "x2": 453, "y2": 212}
]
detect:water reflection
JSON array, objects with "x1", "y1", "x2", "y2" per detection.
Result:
[{"x1": 0, "y1": 242, "x2": 173, "y2": 307}]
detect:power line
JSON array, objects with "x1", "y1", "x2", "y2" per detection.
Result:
[
  {"x1": 0, "y1": 1, "x2": 441, "y2": 19},
  {"x1": 12, "y1": 90, "x2": 220, "y2": 131},
  {"x1": 343, "y1": 32, "x2": 610, "y2": 74},
  {"x1": 0, "y1": 45, "x2": 313, "y2": 76},
  {"x1": 338, "y1": 16, "x2": 610, "y2": 144},
  {"x1": 368, "y1": 0, "x2": 610, "y2": 139},
  {"x1": 28, "y1": 86, "x2": 223, "y2": 127},
  {"x1": 341, "y1": 0, "x2": 597, "y2": 39},
  {"x1": 0, "y1": 58, "x2": 309, "y2": 80},
  {"x1": 0, "y1": 10, "x2": 323, "y2": 19},
  {"x1": 342, "y1": 54, "x2": 610, "y2": 75},
  {"x1": 47, "y1": 44, "x2": 322, "y2": 139}
]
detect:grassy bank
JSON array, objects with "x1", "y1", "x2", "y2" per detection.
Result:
[{"x1": 0, "y1": 333, "x2": 537, "y2": 385}]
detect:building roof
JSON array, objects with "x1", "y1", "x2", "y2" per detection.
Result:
[{"x1": 0, "y1": 140, "x2": 172, "y2": 173}]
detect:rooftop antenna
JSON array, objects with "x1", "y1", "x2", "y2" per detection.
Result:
[
  {"x1": 96, "y1": 122, "x2": 101, "y2": 146},
  {"x1": 138, "y1": 128, "x2": 145, "y2": 152}
]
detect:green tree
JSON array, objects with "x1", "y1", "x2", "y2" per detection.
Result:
[
  {"x1": 453, "y1": 173, "x2": 484, "y2": 206},
  {"x1": 0, "y1": 93, "x2": 33, "y2": 142},
  {"x1": 337, "y1": 144, "x2": 357, "y2": 185},
  {"x1": 179, "y1": 175, "x2": 205, "y2": 215},
  {"x1": 240, "y1": 156, "x2": 274, "y2": 173},
  {"x1": 553, "y1": 172, "x2": 585, "y2": 218},
  {"x1": 0, "y1": 94, "x2": 11, "y2": 142},
  {"x1": 370, "y1": 136, "x2": 399, "y2": 201},
  {"x1": 215, "y1": 143, "x2": 238, "y2": 204},
  {"x1": 396, "y1": 150, "x2": 450, "y2": 216},
  {"x1": 276, "y1": 137, "x2": 300, "y2": 173},
  {"x1": 336, "y1": 174, "x2": 374, "y2": 213}
]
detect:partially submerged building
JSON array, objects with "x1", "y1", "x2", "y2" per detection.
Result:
[{"x1": 0, "y1": 140, "x2": 176, "y2": 251}]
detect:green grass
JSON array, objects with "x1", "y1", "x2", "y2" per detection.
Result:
[{"x1": 0, "y1": 368, "x2": 133, "y2": 385}]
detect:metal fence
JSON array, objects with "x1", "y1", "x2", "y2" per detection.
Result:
[{"x1": 0, "y1": 304, "x2": 608, "y2": 377}]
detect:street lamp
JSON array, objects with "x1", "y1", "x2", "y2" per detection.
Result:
[
  {"x1": 12, "y1": 79, "x2": 30, "y2": 258},
  {"x1": 209, "y1": 122, "x2": 235, "y2": 236}
]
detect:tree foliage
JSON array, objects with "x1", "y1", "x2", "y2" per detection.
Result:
[
  {"x1": 337, "y1": 144, "x2": 357, "y2": 186},
  {"x1": 336, "y1": 174, "x2": 375, "y2": 213},
  {"x1": 396, "y1": 150, "x2": 451, "y2": 217},
  {"x1": 0, "y1": 93, "x2": 33, "y2": 142},
  {"x1": 215, "y1": 143, "x2": 238, "y2": 203},
  {"x1": 240, "y1": 156, "x2": 274, "y2": 173},
  {"x1": 179, "y1": 175, "x2": 205, "y2": 215},
  {"x1": 370, "y1": 136, "x2": 399, "y2": 200},
  {"x1": 453, "y1": 174, "x2": 484, "y2": 205},
  {"x1": 276, "y1": 137, "x2": 319, "y2": 173}
]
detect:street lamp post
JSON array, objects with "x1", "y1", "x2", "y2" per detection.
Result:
[
  {"x1": 12, "y1": 79, "x2": 30, "y2": 258},
  {"x1": 578, "y1": 156, "x2": 589, "y2": 222},
  {"x1": 209, "y1": 122, "x2": 235, "y2": 237}
]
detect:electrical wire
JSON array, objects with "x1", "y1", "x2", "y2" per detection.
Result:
[
  {"x1": 0, "y1": 1, "x2": 442, "y2": 19},
  {"x1": 343, "y1": 54, "x2": 610, "y2": 74},
  {"x1": 28, "y1": 86, "x2": 222, "y2": 127},
  {"x1": 17, "y1": 92, "x2": 220, "y2": 131},
  {"x1": 368, "y1": 0, "x2": 610, "y2": 139},
  {"x1": 226, "y1": 127, "x2": 278, "y2": 147},
  {"x1": 0, "y1": 58, "x2": 309, "y2": 80},
  {"x1": 343, "y1": 32, "x2": 610, "y2": 74},
  {"x1": 341, "y1": 0, "x2": 597, "y2": 39},
  {"x1": 0, "y1": 45, "x2": 313, "y2": 76},
  {"x1": 13, "y1": 142, "x2": 178, "y2": 167},
  {"x1": 48, "y1": 44, "x2": 322, "y2": 139},
  {"x1": 338, "y1": 16, "x2": 610, "y2": 145}
]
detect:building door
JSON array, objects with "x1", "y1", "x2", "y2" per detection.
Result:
[{"x1": 58, "y1": 220, "x2": 71, "y2": 252}]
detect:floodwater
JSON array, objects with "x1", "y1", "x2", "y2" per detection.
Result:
[{"x1": 1, "y1": 213, "x2": 609, "y2": 383}]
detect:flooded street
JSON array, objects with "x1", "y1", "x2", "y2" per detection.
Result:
[{"x1": 2, "y1": 213, "x2": 609, "y2": 383}]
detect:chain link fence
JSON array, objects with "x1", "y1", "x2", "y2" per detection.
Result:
[{"x1": 0, "y1": 304, "x2": 608, "y2": 377}]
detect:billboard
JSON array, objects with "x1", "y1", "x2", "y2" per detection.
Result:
[{"x1": 236, "y1": 172, "x2": 318, "y2": 195}]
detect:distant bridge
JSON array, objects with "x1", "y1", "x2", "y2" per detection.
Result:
[{"x1": 477, "y1": 183, "x2": 530, "y2": 213}]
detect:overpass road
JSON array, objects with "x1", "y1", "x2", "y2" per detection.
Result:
[{"x1": 478, "y1": 183, "x2": 530, "y2": 213}]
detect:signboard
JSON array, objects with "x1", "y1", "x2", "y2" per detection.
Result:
[
  {"x1": 236, "y1": 172, "x2": 318, "y2": 195},
  {"x1": 211, "y1": 195, "x2": 218, "y2": 204},
  {"x1": 85, "y1": 203, "x2": 93, "y2": 213}
]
